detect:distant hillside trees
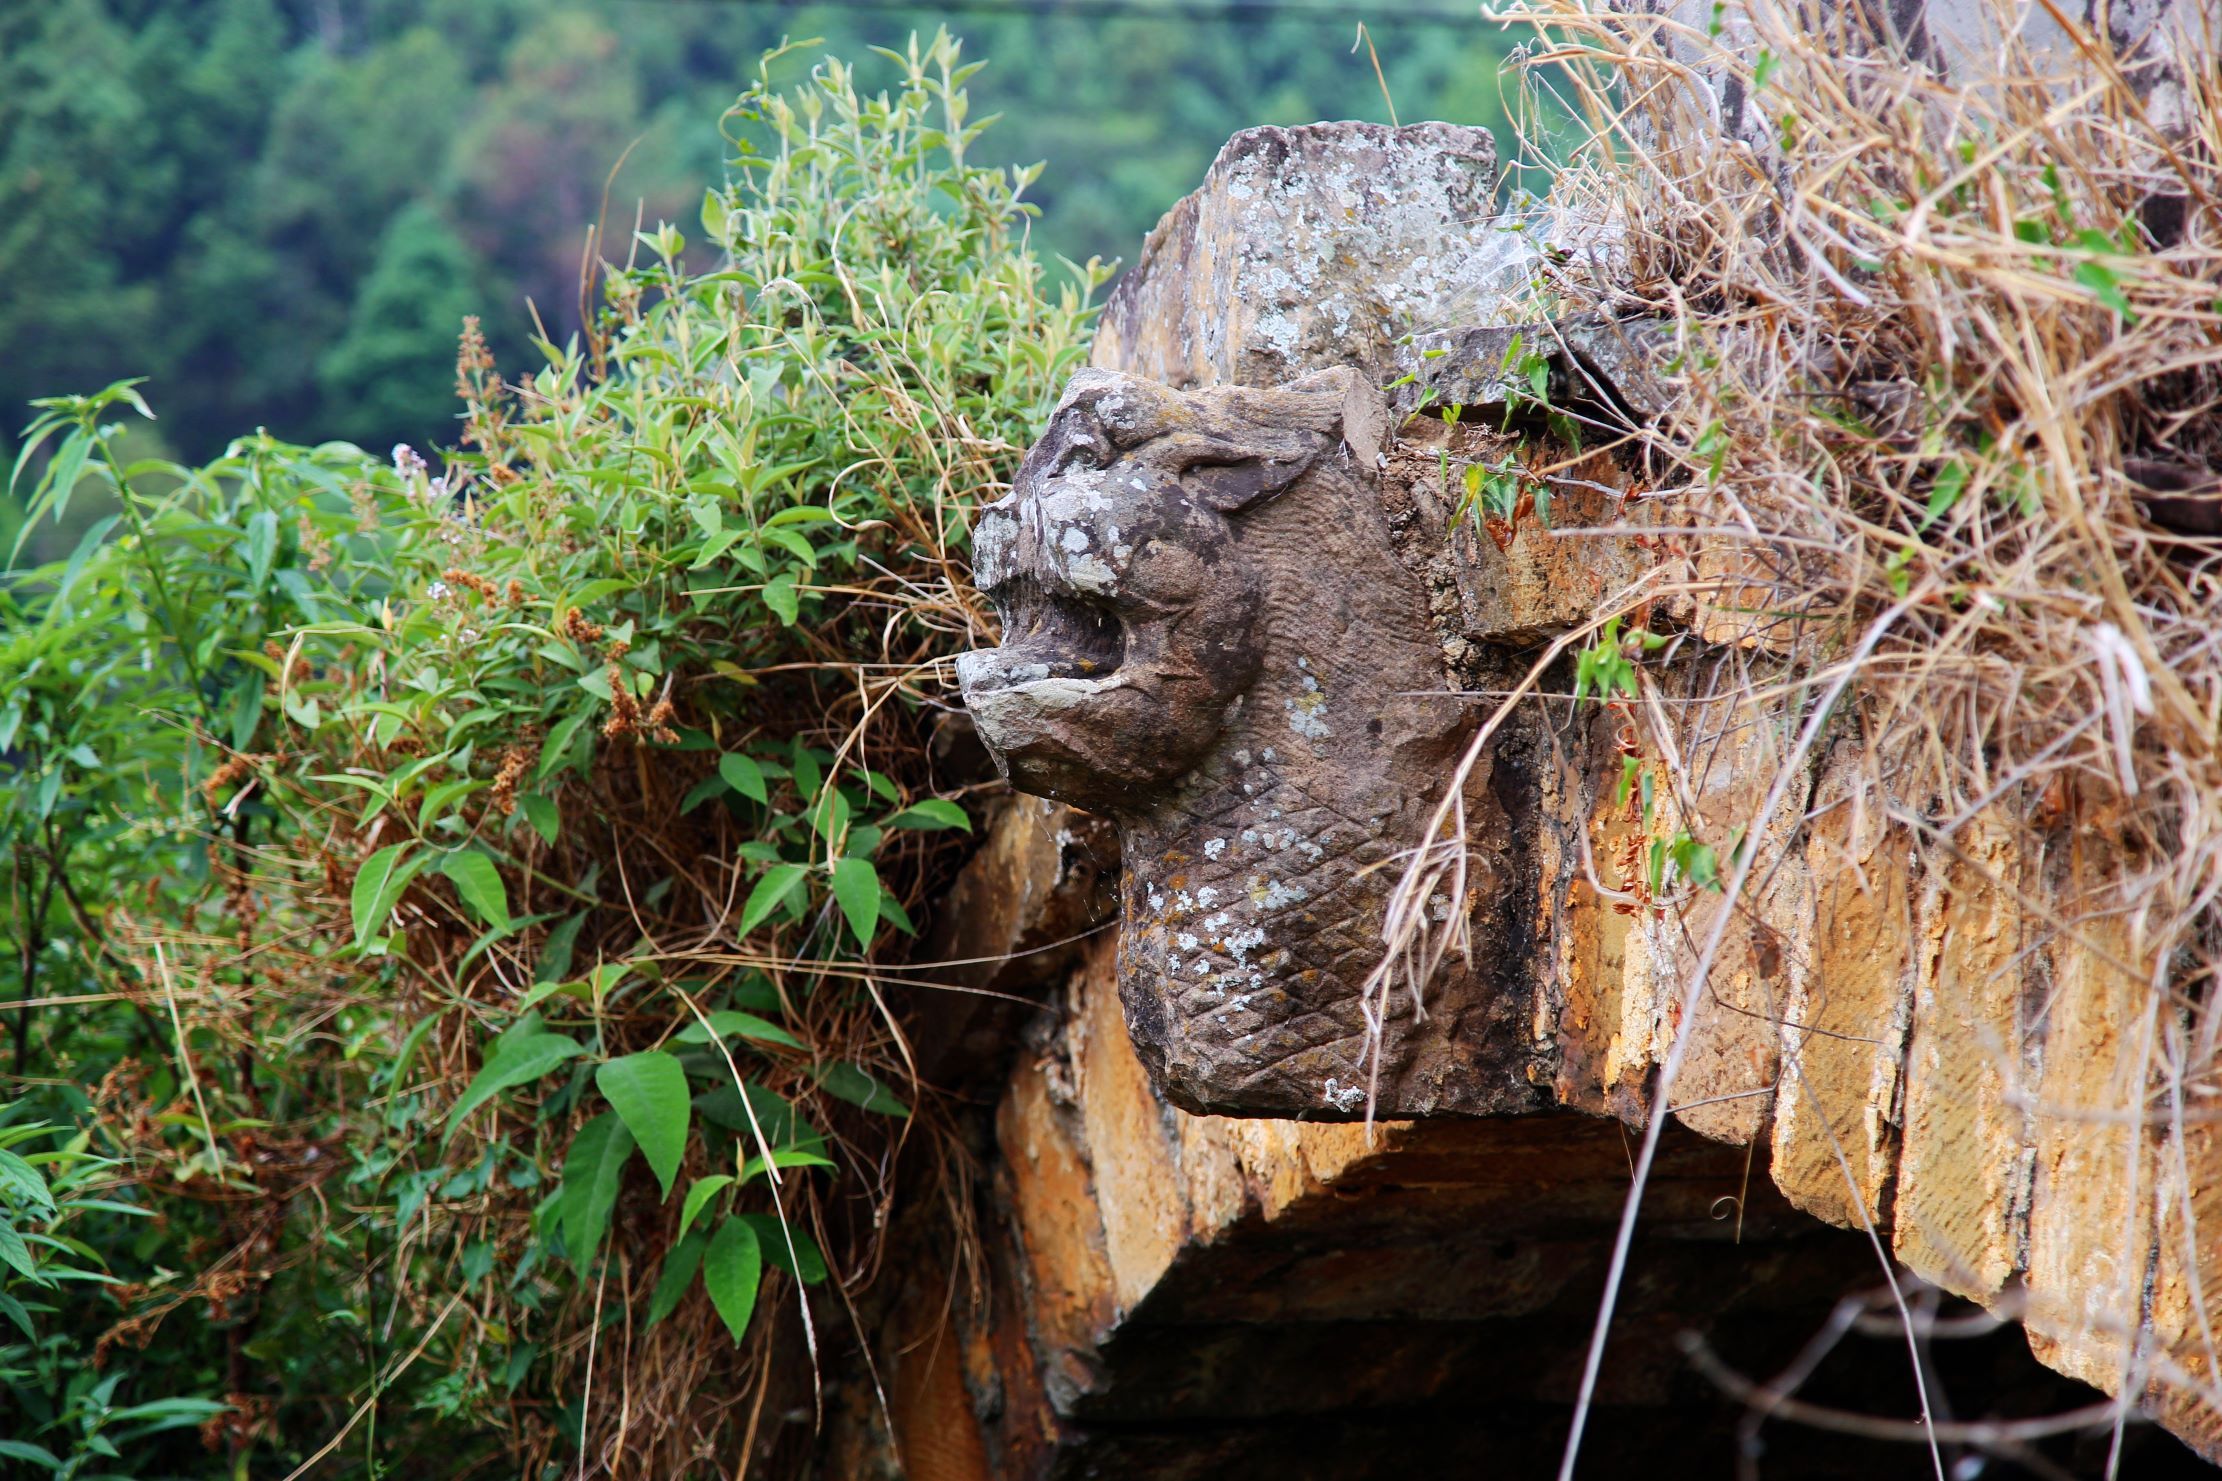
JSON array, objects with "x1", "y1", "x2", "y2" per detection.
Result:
[{"x1": 0, "y1": 0, "x2": 1511, "y2": 468}]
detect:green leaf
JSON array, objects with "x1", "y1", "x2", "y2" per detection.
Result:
[
  {"x1": 740, "y1": 1213, "x2": 829, "y2": 1285},
  {"x1": 559, "y1": 1113, "x2": 636, "y2": 1267},
  {"x1": 740, "y1": 1147, "x2": 838, "y2": 1183},
  {"x1": 886, "y1": 799, "x2": 969, "y2": 832},
  {"x1": 0, "y1": 1290, "x2": 33, "y2": 1340},
  {"x1": 520, "y1": 794, "x2": 561, "y2": 846},
  {"x1": 243, "y1": 509, "x2": 278, "y2": 589},
  {"x1": 647, "y1": 1230, "x2": 707, "y2": 1327},
  {"x1": 0, "y1": 1217, "x2": 39, "y2": 1283},
  {"x1": 0, "y1": 1438, "x2": 62, "y2": 1469},
  {"x1": 595, "y1": 1052, "x2": 690, "y2": 1199},
  {"x1": 830, "y1": 856, "x2": 881, "y2": 947},
  {"x1": 41, "y1": 428, "x2": 92, "y2": 531},
  {"x1": 814, "y1": 1062, "x2": 908, "y2": 1117},
  {"x1": 106, "y1": 1397, "x2": 230, "y2": 1425},
  {"x1": 439, "y1": 851, "x2": 511, "y2": 934},
  {"x1": 537, "y1": 712, "x2": 590, "y2": 781},
  {"x1": 350, "y1": 843, "x2": 424, "y2": 949},
  {"x1": 2074, "y1": 259, "x2": 2135, "y2": 319},
  {"x1": 738, "y1": 863, "x2": 807, "y2": 935},
  {"x1": 718, "y1": 753, "x2": 768, "y2": 803},
  {"x1": 536, "y1": 913, "x2": 586, "y2": 983},
  {"x1": 677, "y1": 1174, "x2": 734, "y2": 1242},
  {"x1": 702, "y1": 1216, "x2": 763, "y2": 1345},
  {"x1": 681, "y1": 774, "x2": 728, "y2": 814},
  {"x1": 762, "y1": 574, "x2": 799, "y2": 626},
  {"x1": 0, "y1": 1149, "x2": 53, "y2": 1215},
  {"x1": 693, "y1": 1083, "x2": 825, "y2": 1150},
  {"x1": 1921, "y1": 459, "x2": 1969, "y2": 531},
  {"x1": 443, "y1": 1034, "x2": 585, "y2": 1144},
  {"x1": 673, "y1": 1011, "x2": 801, "y2": 1050}
]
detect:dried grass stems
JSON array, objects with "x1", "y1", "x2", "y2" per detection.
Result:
[{"x1": 1367, "y1": 0, "x2": 2222, "y2": 1471}]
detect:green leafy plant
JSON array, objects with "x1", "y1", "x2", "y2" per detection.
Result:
[{"x1": 1, "y1": 32, "x2": 1095, "y2": 1477}]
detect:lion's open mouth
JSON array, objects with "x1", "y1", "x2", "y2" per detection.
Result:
[{"x1": 982, "y1": 576, "x2": 1124, "y2": 683}]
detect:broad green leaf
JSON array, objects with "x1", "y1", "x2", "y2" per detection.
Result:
[
  {"x1": 106, "y1": 1397, "x2": 230, "y2": 1425},
  {"x1": 815, "y1": 1062, "x2": 909, "y2": 1117},
  {"x1": 680, "y1": 774, "x2": 726, "y2": 813},
  {"x1": 886, "y1": 799, "x2": 970, "y2": 831},
  {"x1": 677, "y1": 1174, "x2": 734, "y2": 1242},
  {"x1": 692, "y1": 1083, "x2": 826, "y2": 1151},
  {"x1": 740, "y1": 1147, "x2": 837, "y2": 1183},
  {"x1": 443, "y1": 1034, "x2": 584, "y2": 1144},
  {"x1": 350, "y1": 843, "x2": 423, "y2": 949},
  {"x1": 536, "y1": 912, "x2": 586, "y2": 983},
  {"x1": 739, "y1": 1212, "x2": 829, "y2": 1285},
  {"x1": 830, "y1": 856, "x2": 881, "y2": 947},
  {"x1": 520, "y1": 793, "x2": 560, "y2": 846},
  {"x1": 439, "y1": 851, "x2": 511, "y2": 933},
  {"x1": 673, "y1": 1010, "x2": 801, "y2": 1050},
  {"x1": 536, "y1": 712, "x2": 590, "y2": 781},
  {"x1": 718, "y1": 753, "x2": 768, "y2": 803},
  {"x1": 385, "y1": 1013, "x2": 441, "y2": 1096},
  {"x1": 737, "y1": 863, "x2": 806, "y2": 935},
  {"x1": 762, "y1": 574, "x2": 799, "y2": 626},
  {"x1": 243, "y1": 509, "x2": 277, "y2": 589},
  {"x1": 0, "y1": 1437, "x2": 61, "y2": 1469},
  {"x1": 0, "y1": 1217, "x2": 38, "y2": 1282},
  {"x1": 0, "y1": 1290, "x2": 32, "y2": 1340},
  {"x1": 559, "y1": 1113, "x2": 635, "y2": 1267},
  {"x1": 40, "y1": 428, "x2": 91, "y2": 532},
  {"x1": 0, "y1": 1149, "x2": 53, "y2": 1215},
  {"x1": 595, "y1": 1052, "x2": 690, "y2": 1199},
  {"x1": 702, "y1": 1216, "x2": 763, "y2": 1345},
  {"x1": 226, "y1": 672, "x2": 264, "y2": 751},
  {"x1": 647, "y1": 1230, "x2": 706, "y2": 1328},
  {"x1": 418, "y1": 778, "x2": 483, "y2": 830}
]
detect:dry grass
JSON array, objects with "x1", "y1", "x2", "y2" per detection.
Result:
[{"x1": 1372, "y1": 0, "x2": 2222, "y2": 1469}]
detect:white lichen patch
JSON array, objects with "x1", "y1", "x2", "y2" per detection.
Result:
[
  {"x1": 1064, "y1": 550, "x2": 1119, "y2": 595},
  {"x1": 1203, "y1": 837, "x2": 1228, "y2": 860},
  {"x1": 1177, "y1": 932, "x2": 1200, "y2": 952},
  {"x1": 1286, "y1": 686, "x2": 1331, "y2": 739},
  {"x1": 1322, "y1": 1078, "x2": 1366, "y2": 1113}
]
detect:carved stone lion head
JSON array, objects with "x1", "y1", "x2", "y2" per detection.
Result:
[
  {"x1": 955, "y1": 368, "x2": 1351, "y2": 815},
  {"x1": 958, "y1": 367, "x2": 1523, "y2": 1119}
]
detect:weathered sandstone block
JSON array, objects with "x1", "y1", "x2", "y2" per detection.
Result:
[{"x1": 1091, "y1": 121, "x2": 1531, "y2": 391}]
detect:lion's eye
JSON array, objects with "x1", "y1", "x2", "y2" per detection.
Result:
[{"x1": 1053, "y1": 435, "x2": 1106, "y2": 477}]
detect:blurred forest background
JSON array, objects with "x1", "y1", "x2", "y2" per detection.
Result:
[{"x1": 1, "y1": 0, "x2": 1513, "y2": 541}]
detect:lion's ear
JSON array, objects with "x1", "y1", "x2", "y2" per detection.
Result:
[
  {"x1": 1182, "y1": 434, "x2": 1331, "y2": 515},
  {"x1": 1180, "y1": 368, "x2": 1376, "y2": 515}
]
